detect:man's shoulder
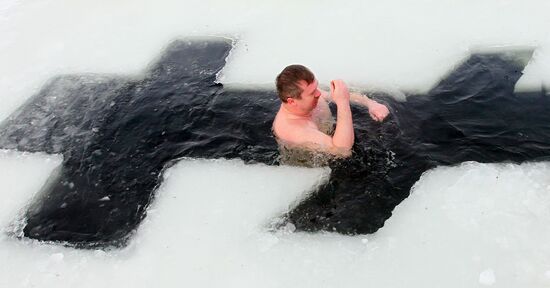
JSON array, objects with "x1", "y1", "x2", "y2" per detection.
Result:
[{"x1": 273, "y1": 113, "x2": 314, "y2": 143}]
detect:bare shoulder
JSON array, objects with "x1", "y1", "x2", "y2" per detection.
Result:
[
  {"x1": 272, "y1": 110, "x2": 304, "y2": 142},
  {"x1": 273, "y1": 112, "x2": 332, "y2": 148}
]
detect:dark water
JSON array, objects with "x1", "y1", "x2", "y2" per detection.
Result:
[{"x1": 0, "y1": 38, "x2": 548, "y2": 248}]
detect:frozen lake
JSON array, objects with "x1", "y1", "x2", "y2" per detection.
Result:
[{"x1": 1, "y1": 0, "x2": 550, "y2": 287}]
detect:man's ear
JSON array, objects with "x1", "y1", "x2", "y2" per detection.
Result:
[{"x1": 286, "y1": 98, "x2": 295, "y2": 106}]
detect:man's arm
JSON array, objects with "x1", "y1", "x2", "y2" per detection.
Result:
[
  {"x1": 284, "y1": 80, "x2": 354, "y2": 156},
  {"x1": 349, "y1": 92, "x2": 390, "y2": 122},
  {"x1": 320, "y1": 89, "x2": 389, "y2": 122},
  {"x1": 293, "y1": 127, "x2": 352, "y2": 156},
  {"x1": 330, "y1": 80, "x2": 354, "y2": 150}
]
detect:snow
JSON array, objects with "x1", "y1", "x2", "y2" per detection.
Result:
[
  {"x1": 1, "y1": 0, "x2": 549, "y2": 121},
  {"x1": 1, "y1": 156, "x2": 549, "y2": 287},
  {"x1": 479, "y1": 269, "x2": 496, "y2": 286},
  {"x1": 1, "y1": 0, "x2": 550, "y2": 287}
]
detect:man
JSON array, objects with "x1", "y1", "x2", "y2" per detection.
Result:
[{"x1": 272, "y1": 64, "x2": 390, "y2": 156}]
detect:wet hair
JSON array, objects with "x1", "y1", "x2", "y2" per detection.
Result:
[{"x1": 275, "y1": 64, "x2": 315, "y2": 102}]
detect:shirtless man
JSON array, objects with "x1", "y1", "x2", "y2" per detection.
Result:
[{"x1": 272, "y1": 64, "x2": 390, "y2": 156}]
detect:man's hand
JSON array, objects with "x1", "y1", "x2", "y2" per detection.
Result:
[
  {"x1": 327, "y1": 81, "x2": 389, "y2": 122},
  {"x1": 348, "y1": 92, "x2": 390, "y2": 122},
  {"x1": 330, "y1": 79, "x2": 350, "y2": 106},
  {"x1": 367, "y1": 101, "x2": 390, "y2": 122}
]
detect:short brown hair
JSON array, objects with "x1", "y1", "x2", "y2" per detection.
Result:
[{"x1": 275, "y1": 64, "x2": 315, "y2": 102}]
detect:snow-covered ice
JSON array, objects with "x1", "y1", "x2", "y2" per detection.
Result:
[
  {"x1": 1, "y1": 0, "x2": 550, "y2": 287},
  {"x1": 1, "y1": 156, "x2": 549, "y2": 287}
]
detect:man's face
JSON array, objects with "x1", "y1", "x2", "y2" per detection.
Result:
[{"x1": 292, "y1": 79, "x2": 321, "y2": 113}]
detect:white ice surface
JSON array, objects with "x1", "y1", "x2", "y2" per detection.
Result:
[
  {"x1": 1, "y1": 0, "x2": 550, "y2": 287},
  {"x1": 0, "y1": 150, "x2": 62, "y2": 229},
  {"x1": 1, "y1": 157, "x2": 549, "y2": 287},
  {"x1": 1, "y1": 0, "x2": 549, "y2": 121}
]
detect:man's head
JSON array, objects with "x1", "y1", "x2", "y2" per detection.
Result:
[
  {"x1": 276, "y1": 64, "x2": 315, "y2": 103},
  {"x1": 276, "y1": 64, "x2": 322, "y2": 114}
]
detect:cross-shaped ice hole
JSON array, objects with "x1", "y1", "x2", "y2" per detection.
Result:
[
  {"x1": 1, "y1": 156, "x2": 550, "y2": 287},
  {"x1": 1, "y1": 37, "x2": 545, "y2": 246}
]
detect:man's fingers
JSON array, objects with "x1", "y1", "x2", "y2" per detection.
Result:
[
  {"x1": 371, "y1": 111, "x2": 388, "y2": 122},
  {"x1": 331, "y1": 79, "x2": 345, "y2": 89},
  {"x1": 370, "y1": 112, "x2": 379, "y2": 122}
]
